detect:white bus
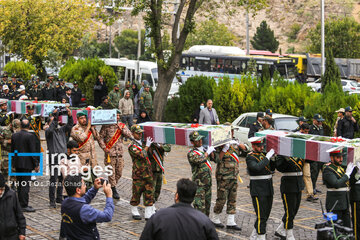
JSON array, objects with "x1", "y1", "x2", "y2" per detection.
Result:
[{"x1": 102, "y1": 58, "x2": 180, "y2": 96}]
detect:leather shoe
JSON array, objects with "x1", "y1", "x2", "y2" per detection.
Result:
[
  {"x1": 274, "y1": 232, "x2": 286, "y2": 239},
  {"x1": 49, "y1": 202, "x2": 56, "y2": 208},
  {"x1": 306, "y1": 196, "x2": 319, "y2": 202},
  {"x1": 213, "y1": 222, "x2": 225, "y2": 228},
  {"x1": 226, "y1": 225, "x2": 242, "y2": 231},
  {"x1": 132, "y1": 215, "x2": 142, "y2": 220},
  {"x1": 112, "y1": 187, "x2": 120, "y2": 200},
  {"x1": 56, "y1": 199, "x2": 63, "y2": 204},
  {"x1": 22, "y1": 206, "x2": 36, "y2": 212}
]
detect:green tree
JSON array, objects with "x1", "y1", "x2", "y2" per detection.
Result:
[
  {"x1": 251, "y1": 21, "x2": 279, "y2": 53},
  {"x1": 184, "y1": 19, "x2": 238, "y2": 49},
  {"x1": 59, "y1": 58, "x2": 117, "y2": 105},
  {"x1": 307, "y1": 17, "x2": 360, "y2": 58},
  {"x1": 0, "y1": 0, "x2": 93, "y2": 79},
  {"x1": 114, "y1": 29, "x2": 146, "y2": 60},
  {"x1": 321, "y1": 49, "x2": 342, "y2": 93},
  {"x1": 78, "y1": 34, "x2": 118, "y2": 58},
  {"x1": 4, "y1": 61, "x2": 36, "y2": 81}
]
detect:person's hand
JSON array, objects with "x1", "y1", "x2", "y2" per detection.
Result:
[
  {"x1": 216, "y1": 121, "x2": 220, "y2": 125},
  {"x1": 34, "y1": 166, "x2": 40, "y2": 173},
  {"x1": 19, "y1": 235, "x2": 25, "y2": 240},
  {"x1": 206, "y1": 146, "x2": 215, "y2": 155},
  {"x1": 103, "y1": 181, "x2": 113, "y2": 198},
  {"x1": 53, "y1": 108, "x2": 58, "y2": 114},
  {"x1": 229, "y1": 140, "x2": 239, "y2": 145},
  {"x1": 146, "y1": 137, "x2": 153, "y2": 147},
  {"x1": 66, "y1": 107, "x2": 71, "y2": 116},
  {"x1": 87, "y1": 119, "x2": 91, "y2": 128},
  {"x1": 346, "y1": 162, "x2": 355, "y2": 178},
  {"x1": 94, "y1": 178, "x2": 103, "y2": 190},
  {"x1": 266, "y1": 149, "x2": 275, "y2": 159},
  {"x1": 351, "y1": 117, "x2": 356, "y2": 123},
  {"x1": 222, "y1": 144, "x2": 230, "y2": 153}
]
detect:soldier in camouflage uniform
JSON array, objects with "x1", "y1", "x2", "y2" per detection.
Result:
[
  {"x1": 187, "y1": 131, "x2": 216, "y2": 217},
  {"x1": 98, "y1": 110, "x2": 133, "y2": 199},
  {"x1": 148, "y1": 142, "x2": 171, "y2": 213},
  {"x1": 139, "y1": 84, "x2": 153, "y2": 119},
  {"x1": 0, "y1": 120, "x2": 15, "y2": 183},
  {"x1": 70, "y1": 111, "x2": 99, "y2": 168},
  {"x1": 108, "y1": 84, "x2": 122, "y2": 109},
  {"x1": 212, "y1": 123, "x2": 248, "y2": 231},
  {"x1": 128, "y1": 125, "x2": 154, "y2": 220},
  {"x1": 0, "y1": 99, "x2": 13, "y2": 126}
]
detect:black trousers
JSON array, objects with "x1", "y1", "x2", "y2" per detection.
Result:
[
  {"x1": 332, "y1": 209, "x2": 351, "y2": 228},
  {"x1": 311, "y1": 161, "x2": 324, "y2": 190},
  {"x1": 351, "y1": 201, "x2": 360, "y2": 239},
  {"x1": 281, "y1": 192, "x2": 302, "y2": 229},
  {"x1": 251, "y1": 196, "x2": 273, "y2": 235},
  {"x1": 16, "y1": 168, "x2": 31, "y2": 208},
  {"x1": 49, "y1": 160, "x2": 63, "y2": 203}
]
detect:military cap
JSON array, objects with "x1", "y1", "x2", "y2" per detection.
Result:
[
  {"x1": 336, "y1": 108, "x2": 345, "y2": 113},
  {"x1": 298, "y1": 116, "x2": 308, "y2": 122},
  {"x1": 131, "y1": 124, "x2": 144, "y2": 133},
  {"x1": 189, "y1": 131, "x2": 204, "y2": 141},
  {"x1": 76, "y1": 110, "x2": 88, "y2": 118},
  {"x1": 3, "y1": 85, "x2": 9, "y2": 90},
  {"x1": 73, "y1": 81, "x2": 78, "y2": 85},
  {"x1": 11, "y1": 74, "x2": 17, "y2": 78},
  {"x1": 59, "y1": 79, "x2": 64, "y2": 82},
  {"x1": 26, "y1": 103, "x2": 35, "y2": 110},
  {"x1": 345, "y1": 106, "x2": 353, "y2": 112},
  {"x1": 256, "y1": 112, "x2": 264, "y2": 119},
  {"x1": 144, "y1": 84, "x2": 150, "y2": 88},
  {"x1": 114, "y1": 84, "x2": 119, "y2": 88},
  {"x1": 313, "y1": 113, "x2": 324, "y2": 122},
  {"x1": 0, "y1": 99, "x2": 7, "y2": 105},
  {"x1": 327, "y1": 146, "x2": 344, "y2": 157},
  {"x1": 265, "y1": 109, "x2": 273, "y2": 116},
  {"x1": 248, "y1": 136, "x2": 265, "y2": 145}
]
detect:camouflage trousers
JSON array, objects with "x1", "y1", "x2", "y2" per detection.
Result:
[
  {"x1": 104, "y1": 155, "x2": 124, "y2": 187},
  {"x1": 193, "y1": 184, "x2": 212, "y2": 217},
  {"x1": 213, "y1": 178, "x2": 238, "y2": 214},
  {"x1": 130, "y1": 178, "x2": 154, "y2": 206},
  {"x1": 152, "y1": 171, "x2": 163, "y2": 202},
  {"x1": 0, "y1": 157, "x2": 15, "y2": 183}
]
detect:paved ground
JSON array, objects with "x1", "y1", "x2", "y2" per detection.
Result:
[{"x1": 21, "y1": 132, "x2": 326, "y2": 239}]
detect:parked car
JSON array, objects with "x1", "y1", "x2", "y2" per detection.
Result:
[
  {"x1": 231, "y1": 112, "x2": 299, "y2": 150},
  {"x1": 307, "y1": 79, "x2": 359, "y2": 93},
  {"x1": 307, "y1": 78, "x2": 322, "y2": 92}
]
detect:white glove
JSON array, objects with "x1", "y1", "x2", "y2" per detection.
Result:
[
  {"x1": 346, "y1": 162, "x2": 355, "y2": 178},
  {"x1": 229, "y1": 140, "x2": 239, "y2": 145},
  {"x1": 356, "y1": 161, "x2": 360, "y2": 170},
  {"x1": 206, "y1": 146, "x2": 215, "y2": 155},
  {"x1": 146, "y1": 137, "x2": 153, "y2": 147},
  {"x1": 6, "y1": 111, "x2": 13, "y2": 116},
  {"x1": 222, "y1": 144, "x2": 230, "y2": 153},
  {"x1": 266, "y1": 149, "x2": 275, "y2": 159}
]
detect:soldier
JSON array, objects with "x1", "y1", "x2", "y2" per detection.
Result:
[
  {"x1": 9, "y1": 83, "x2": 16, "y2": 95},
  {"x1": 71, "y1": 81, "x2": 82, "y2": 107},
  {"x1": 262, "y1": 116, "x2": 274, "y2": 130},
  {"x1": 274, "y1": 155, "x2": 304, "y2": 240},
  {"x1": 108, "y1": 84, "x2": 122, "y2": 109},
  {"x1": 0, "y1": 85, "x2": 11, "y2": 99},
  {"x1": 337, "y1": 106, "x2": 359, "y2": 139},
  {"x1": 20, "y1": 104, "x2": 42, "y2": 152},
  {"x1": 349, "y1": 161, "x2": 360, "y2": 240},
  {"x1": 139, "y1": 84, "x2": 153, "y2": 119},
  {"x1": 29, "y1": 82, "x2": 43, "y2": 101},
  {"x1": 148, "y1": 142, "x2": 171, "y2": 213},
  {"x1": 10, "y1": 74, "x2": 19, "y2": 88},
  {"x1": 56, "y1": 79, "x2": 66, "y2": 102},
  {"x1": 128, "y1": 125, "x2": 154, "y2": 220},
  {"x1": 70, "y1": 111, "x2": 99, "y2": 168},
  {"x1": 246, "y1": 137, "x2": 275, "y2": 240},
  {"x1": 98, "y1": 110, "x2": 133, "y2": 200},
  {"x1": 212, "y1": 123, "x2": 247, "y2": 231},
  {"x1": 334, "y1": 108, "x2": 345, "y2": 137},
  {"x1": 292, "y1": 116, "x2": 308, "y2": 132},
  {"x1": 0, "y1": 120, "x2": 15, "y2": 183},
  {"x1": 323, "y1": 146, "x2": 354, "y2": 227},
  {"x1": 42, "y1": 80, "x2": 55, "y2": 101},
  {"x1": 187, "y1": 131, "x2": 216, "y2": 217},
  {"x1": 248, "y1": 112, "x2": 264, "y2": 138},
  {"x1": 0, "y1": 99, "x2": 13, "y2": 126}
]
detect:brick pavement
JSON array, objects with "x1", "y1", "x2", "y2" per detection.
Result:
[{"x1": 21, "y1": 137, "x2": 325, "y2": 239}]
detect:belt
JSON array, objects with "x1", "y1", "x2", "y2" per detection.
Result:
[
  {"x1": 327, "y1": 187, "x2": 349, "y2": 192},
  {"x1": 250, "y1": 175, "x2": 272, "y2": 180},
  {"x1": 282, "y1": 172, "x2": 303, "y2": 177}
]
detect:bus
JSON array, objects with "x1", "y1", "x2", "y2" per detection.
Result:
[{"x1": 177, "y1": 45, "x2": 297, "y2": 82}]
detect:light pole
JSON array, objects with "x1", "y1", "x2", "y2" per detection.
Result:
[
  {"x1": 246, "y1": 11, "x2": 250, "y2": 55},
  {"x1": 321, "y1": 0, "x2": 325, "y2": 75}
]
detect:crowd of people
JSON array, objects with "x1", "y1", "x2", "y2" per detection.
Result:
[{"x1": 0, "y1": 72, "x2": 360, "y2": 240}]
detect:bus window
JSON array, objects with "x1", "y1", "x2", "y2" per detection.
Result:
[
  {"x1": 151, "y1": 68, "x2": 158, "y2": 85},
  {"x1": 241, "y1": 61, "x2": 247, "y2": 73},
  {"x1": 181, "y1": 57, "x2": 188, "y2": 70},
  {"x1": 224, "y1": 59, "x2": 232, "y2": 73},
  {"x1": 189, "y1": 57, "x2": 195, "y2": 70},
  {"x1": 141, "y1": 73, "x2": 153, "y2": 86},
  {"x1": 217, "y1": 58, "x2": 224, "y2": 73},
  {"x1": 195, "y1": 58, "x2": 211, "y2": 72},
  {"x1": 114, "y1": 66, "x2": 126, "y2": 81},
  {"x1": 210, "y1": 58, "x2": 217, "y2": 72},
  {"x1": 232, "y1": 60, "x2": 240, "y2": 74}
]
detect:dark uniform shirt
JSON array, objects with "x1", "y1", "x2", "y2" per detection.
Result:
[
  {"x1": 275, "y1": 156, "x2": 304, "y2": 193},
  {"x1": 309, "y1": 124, "x2": 324, "y2": 136},
  {"x1": 248, "y1": 121, "x2": 263, "y2": 138},
  {"x1": 337, "y1": 117, "x2": 359, "y2": 139}
]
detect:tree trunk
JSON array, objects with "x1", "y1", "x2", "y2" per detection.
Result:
[{"x1": 35, "y1": 60, "x2": 47, "y2": 81}]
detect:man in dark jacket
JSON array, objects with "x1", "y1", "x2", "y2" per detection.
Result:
[
  {"x1": 140, "y1": 178, "x2": 219, "y2": 240},
  {"x1": 42, "y1": 81, "x2": 55, "y2": 100},
  {"x1": 71, "y1": 81, "x2": 82, "y2": 107},
  {"x1": 11, "y1": 119, "x2": 40, "y2": 212},
  {"x1": 93, "y1": 76, "x2": 108, "y2": 107},
  {"x1": 29, "y1": 82, "x2": 43, "y2": 101},
  {"x1": 248, "y1": 112, "x2": 264, "y2": 138},
  {"x1": 0, "y1": 173, "x2": 26, "y2": 240},
  {"x1": 337, "y1": 106, "x2": 359, "y2": 139}
]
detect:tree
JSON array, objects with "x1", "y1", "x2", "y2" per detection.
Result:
[
  {"x1": 0, "y1": 0, "x2": 93, "y2": 79},
  {"x1": 77, "y1": 33, "x2": 118, "y2": 58},
  {"x1": 4, "y1": 61, "x2": 36, "y2": 81},
  {"x1": 321, "y1": 49, "x2": 342, "y2": 93},
  {"x1": 113, "y1": 29, "x2": 146, "y2": 59},
  {"x1": 251, "y1": 20, "x2": 279, "y2": 53},
  {"x1": 184, "y1": 19, "x2": 238, "y2": 49},
  {"x1": 308, "y1": 17, "x2": 360, "y2": 58}
]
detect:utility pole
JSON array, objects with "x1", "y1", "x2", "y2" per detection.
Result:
[
  {"x1": 321, "y1": 0, "x2": 325, "y2": 75},
  {"x1": 136, "y1": 15, "x2": 141, "y2": 83},
  {"x1": 246, "y1": 11, "x2": 250, "y2": 55},
  {"x1": 109, "y1": 24, "x2": 112, "y2": 58}
]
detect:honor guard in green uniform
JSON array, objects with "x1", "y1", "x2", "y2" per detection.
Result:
[
  {"x1": 212, "y1": 123, "x2": 248, "y2": 231},
  {"x1": 248, "y1": 112, "x2": 264, "y2": 138},
  {"x1": 108, "y1": 84, "x2": 122, "y2": 109},
  {"x1": 148, "y1": 142, "x2": 171, "y2": 213},
  {"x1": 139, "y1": 84, "x2": 153, "y2": 119},
  {"x1": 349, "y1": 161, "x2": 360, "y2": 239},
  {"x1": 20, "y1": 104, "x2": 42, "y2": 152},
  {"x1": 274, "y1": 155, "x2": 305, "y2": 240},
  {"x1": 187, "y1": 131, "x2": 216, "y2": 217},
  {"x1": 246, "y1": 137, "x2": 276, "y2": 240},
  {"x1": 0, "y1": 99, "x2": 13, "y2": 126},
  {"x1": 323, "y1": 146, "x2": 355, "y2": 227},
  {"x1": 128, "y1": 125, "x2": 154, "y2": 220}
]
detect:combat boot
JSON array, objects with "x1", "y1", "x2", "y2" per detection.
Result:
[
  {"x1": 275, "y1": 222, "x2": 286, "y2": 239},
  {"x1": 145, "y1": 206, "x2": 154, "y2": 220},
  {"x1": 131, "y1": 206, "x2": 141, "y2": 220},
  {"x1": 226, "y1": 214, "x2": 241, "y2": 231},
  {"x1": 212, "y1": 213, "x2": 224, "y2": 228},
  {"x1": 285, "y1": 229, "x2": 295, "y2": 240},
  {"x1": 111, "y1": 187, "x2": 120, "y2": 200}
]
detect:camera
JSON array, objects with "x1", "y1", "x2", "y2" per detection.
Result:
[
  {"x1": 53, "y1": 106, "x2": 68, "y2": 116},
  {"x1": 100, "y1": 178, "x2": 108, "y2": 185}
]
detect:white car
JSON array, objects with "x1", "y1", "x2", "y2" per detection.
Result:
[
  {"x1": 307, "y1": 79, "x2": 321, "y2": 92},
  {"x1": 307, "y1": 79, "x2": 359, "y2": 93},
  {"x1": 231, "y1": 112, "x2": 299, "y2": 150}
]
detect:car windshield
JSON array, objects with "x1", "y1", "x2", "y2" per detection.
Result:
[
  {"x1": 274, "y1": 118, "x2": 298, "y2": 131},
  {"x1": 350, "y1": 81, "x2": 358, "y2": 87}
]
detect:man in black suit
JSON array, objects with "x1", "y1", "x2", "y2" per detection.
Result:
[
  {"x1": 62, "y1": 88, "x2": 73, "y2": 106},
  {"x1": 71, "y1": 81, "x2": 82, "y2": 107},
  {"x1": 11, "y1": 119, "x2": 40, "y2": 212}
]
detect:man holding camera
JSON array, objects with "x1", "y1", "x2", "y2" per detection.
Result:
[{"x1": 60, "y1": 175, "x2": 114, "y2": 240}]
